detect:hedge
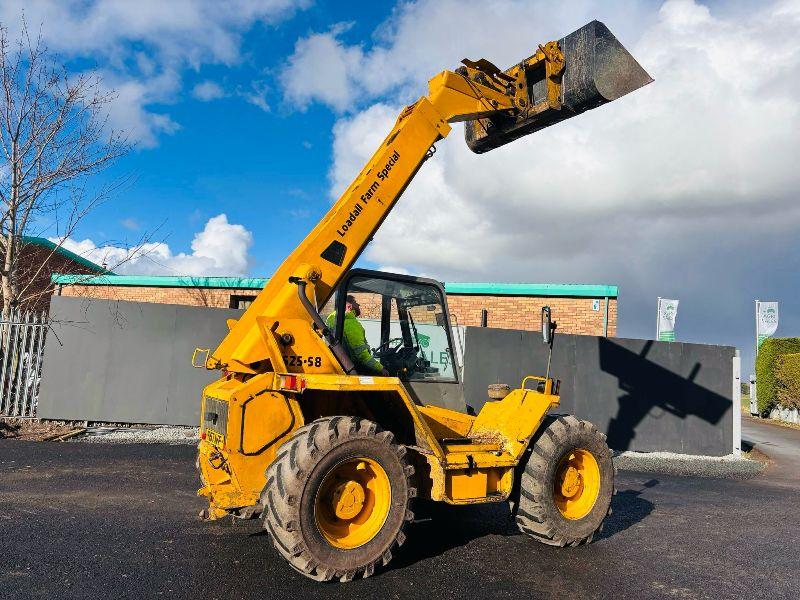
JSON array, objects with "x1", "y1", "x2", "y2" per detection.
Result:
[
  {"x1": 756, "y1": 338, "x2": 800, "y2": 414},
  {"x1": 775, "y1": 353, "x2": 800, "y2": 410}
]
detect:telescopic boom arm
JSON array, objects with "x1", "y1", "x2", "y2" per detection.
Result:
[{"x1": 207, "y1": 20, "x2": 651, "y2": 375}]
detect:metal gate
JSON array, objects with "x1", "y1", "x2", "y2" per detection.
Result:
[{"x1": 1, "y1": 310, "x2": 48, "y2": 417}]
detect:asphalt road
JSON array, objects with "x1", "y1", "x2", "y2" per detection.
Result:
[
  {"x1": 1, "y1": 436, "x2": 798, "y2": 600},
  {"x1": 742, "y1": 416, "x2": 800, "y2": 488}
]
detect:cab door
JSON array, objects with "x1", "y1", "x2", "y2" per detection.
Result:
[{"x1": 330, "y1": 269, "x2": 467, "y2": 412}]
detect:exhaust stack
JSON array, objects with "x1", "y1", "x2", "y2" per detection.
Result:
[{"x1": 464, "y1": 20, "x2": 653, "y2": 154}]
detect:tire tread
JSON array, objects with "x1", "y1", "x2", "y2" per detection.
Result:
[
  {"x1": 262, "y1": 416, "x2": 415, "y2": 582},
  {"x1": 516, "y1": 415, "x2": 613, "y2": 548}
]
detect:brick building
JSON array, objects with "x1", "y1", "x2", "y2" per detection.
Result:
[
  {"x1": 7, "y1": 237, "x2": 110, "y2": 313},
  {"x1": 51, "y1": 274, "x2": 618, "y2": 336}
]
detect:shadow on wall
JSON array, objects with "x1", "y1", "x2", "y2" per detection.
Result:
[{"x1": 598, "y1": 338, "x2": 730, "y2": 451}]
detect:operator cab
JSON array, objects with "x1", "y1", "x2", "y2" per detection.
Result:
[{"x1": 331, "y1": 269, "x2": 459, "y2": 383}]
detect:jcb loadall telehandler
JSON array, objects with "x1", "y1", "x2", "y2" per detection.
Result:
[{"x1": 195, "y1": 21, "x2": 651, "y2": 582}]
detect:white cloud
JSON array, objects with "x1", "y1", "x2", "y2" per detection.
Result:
[
  {"x1": 326, "y1": 0, "x2": 800, "y2": 267},
  {"x1": 281, "y1": 0, "x2": 653, "y2": 111},
  {"x1": 56, "y1": 214, "x2": 253, "y2": 276},
  {"x1": 377, "y1": 265, "x2": 410, "y2": 275},
  {"x1": 192, "y1": 80, "x2": 227, "y2": 101},
  {"x1": 99, "y1": 71, "x2": 181, "y2": 147},
  {"x1": 0, "y1": 0, "x2": 310, "y2": 145},
  {"x1": 281, "y1": 22, "x2": 365, "y2": 111},
  {"x1": 287, "y1": 208, "x2": 311, "y2": 219},
  {"x1": 330, "y1": 103, "x2": 490, "y2": 274},
  {"x1": 120, "y1": 218, "x2": 140, "y2": 231},
  {"x1": 2, "y1": 0, "x2": 310, "y2": 64},
  {"x1": 322, "y1": 0, "x2": 800, "y2": 372},
  {"x1": 241, "y1": 80, "x2": 271, "y2": 112}
]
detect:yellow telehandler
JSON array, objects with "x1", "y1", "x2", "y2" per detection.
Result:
[{"x1": 194, "y1": 20, "x2": 651, "y2": 582}]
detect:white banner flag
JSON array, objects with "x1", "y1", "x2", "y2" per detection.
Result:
[
  {"x1": 657, "y1": 298, "x2": 679, "y2": 342},
  {"x1": 756, "y1": 301, "x2": 779, "y2": 348}
]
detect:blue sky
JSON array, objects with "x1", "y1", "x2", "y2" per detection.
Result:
[
  {"x1": 45, "y1": 2, "x2": 400, "y2": 276},
  {"x1": 2, "y1": 0, "x2": 800, "y2": 375}
]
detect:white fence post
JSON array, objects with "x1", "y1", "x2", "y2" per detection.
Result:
[
  {"x1": 0, "y1": 309, "x2": 48, "y2": 418},
  {"x1": 733, "y1": 352, "x2": 742, "y2": 457}
]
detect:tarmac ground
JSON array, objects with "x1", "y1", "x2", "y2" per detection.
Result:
[{"x1": 1, "y1": 419, "x2": 798, "y2": 600}]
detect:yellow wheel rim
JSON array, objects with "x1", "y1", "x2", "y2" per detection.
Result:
[
  {"x1": 314, "y1": 457, "x2": 392, "y2": 549},
  {"x1": 554, "y1": 448, "x2": 601, "y2": 520}
]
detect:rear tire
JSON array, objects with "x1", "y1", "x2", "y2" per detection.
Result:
[
  {"x1": 516, "y1": 415, "x2": 613, "y2": 547},
  {"x1": 262, "y1": 416, "x2": 415, "y2": 582}
]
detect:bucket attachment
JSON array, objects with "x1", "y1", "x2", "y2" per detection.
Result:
[{"x1": 464, "y1": 20, "x2": 653, "y2": 154}]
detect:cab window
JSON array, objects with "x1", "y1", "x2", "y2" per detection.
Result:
[{"x1": 342, "y1": 274, "x2": 457, "y2": 383}]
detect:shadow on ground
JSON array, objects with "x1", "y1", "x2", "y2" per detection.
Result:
[
  {"x1": 387, "y1": 481, "x2": 655, "y2": 571},
  {"x1": 0, "y1": 420, "x2": 20, "y2": 438},
  {"x1": 596, "y1": 479, "x2": 657, "y2": 540}
]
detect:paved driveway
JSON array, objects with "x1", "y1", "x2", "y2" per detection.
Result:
[
  {"x1": 742, "y1": 416, "x2": 800, "y2": 488},
  {"x1": 0, "y1": 438, "x2": 798, "y2": 600}
]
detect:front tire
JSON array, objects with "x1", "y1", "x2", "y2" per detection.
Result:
[
  {"x1": 262, "y1": 416, "x2": 415, "y2": 582},
  {"x1": 516, "y1": 415, "x2": 613, "y2": 547}
]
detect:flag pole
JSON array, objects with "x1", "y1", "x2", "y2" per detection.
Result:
[
  {"x1": 755, "y1": 300, "x2": 760, "y2": 363},
  {"x1": 754, "y1": 300, "x2": 760, "y2": 411},
  {"x1": 656, "y1": 297, "x2": 661, "y2": 340}
]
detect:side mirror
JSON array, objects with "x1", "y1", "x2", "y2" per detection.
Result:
[
  {"x1": 541, "y1": 306, "x2": 552, "y2": 345},
  {"x1": 541, "y1": 306, "x2": 557, "y2": 382}
]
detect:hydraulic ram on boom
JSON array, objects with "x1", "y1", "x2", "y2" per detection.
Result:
[{"x1": 195, "y1": 20, "x2": 651, "y2": 583}]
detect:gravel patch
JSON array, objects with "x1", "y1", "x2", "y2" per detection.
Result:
[
  {"x1": 614, "y1": 450, "x2": 765, "y2": 479},
  {"x1": 74, "y1": 426, "x2": 199, "y2": 445}
]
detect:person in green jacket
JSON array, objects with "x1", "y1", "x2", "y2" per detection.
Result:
[{"x1": 326, "y1": 295, "x2": 388, "y2": 376}]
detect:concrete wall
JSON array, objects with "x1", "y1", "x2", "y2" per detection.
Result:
[
  {"x1": 37, "y1": 296, "x2": 239, "y2": 426},
  {"x1": 462, "y1": 327, "x2": 735, "y2": 456},
  {"x1": 38, "y1": 298, "x2": 735, "y2": 456}
]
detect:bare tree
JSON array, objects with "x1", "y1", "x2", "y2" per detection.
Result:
[{"x1": 0, "y1": 21, "x2": 130, "y2": 318}]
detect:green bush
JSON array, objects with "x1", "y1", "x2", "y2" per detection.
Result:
[
  {"x1": 756, "y1": 338, "x2": 800, "y2": 414},
  {"x1": 775, "y1": 353, "x2": 800, "y2": 410}
]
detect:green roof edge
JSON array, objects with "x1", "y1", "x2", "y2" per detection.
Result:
[
  {"x1": 445, "y1": 282, "x2": 618, "y2": 298},
  {"x1": 51, "y1": 273, "x2": 618, "y2": 298},
  {"x1": 50, "y1": 274, "x2": 270, "y2": 288},
  {"x1": 24, "y1": 236, "x2": 112, "y2": 274}
]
